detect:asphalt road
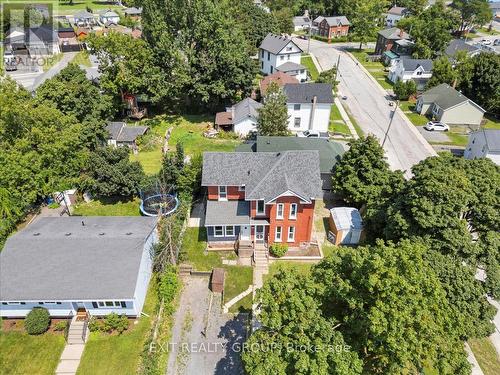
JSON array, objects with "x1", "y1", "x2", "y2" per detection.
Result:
[{"x1": 294, "y1": 38, "x2": 436, "y2": 177}]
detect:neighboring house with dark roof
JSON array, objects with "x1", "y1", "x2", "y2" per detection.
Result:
[
  {"x1": 386, "y1": 6, "x2": 409, "y2": 27},
  {"x1": 58, "y1": 27, "x2": 80, "y2": 52},
  {"x1": 315, "y1": 16, "x2": 350, "y2": 40},
  {"x1": 259, "y1": 33, "x2": 307, "y2": 81},
  {"x1": 444, "y1": 39, "x2": 480, "y2": 60},
  {"x1": 0, "y1": 217, "x2": 157, "y2": 318},
  {"x1": 214, "y1": 98, "x2": 263, "y2": 136},
  {"x1": 201, "y1": 151, "x2": 322, "y2": 249},
  {"x1": 293, "y1": 12, "x2": 311, "y2": 31},
  {"x1": 388, "y1": 58, "x2": 433, "y2": 90},
  {"x1": 236, "y1": 135, "x2": 345, "y2": 190},
  {"x1": 416, "y1": 83, "x2": 485, "y2": 126},
  {"x1": 259, "y1": 71, "x2": 299, "y2": 96},
  {"x1": 283, "y1": 83, "x2": 334, "y2": 133},
  {"x1": 106, "y1": 121, "x2": 149, "y2": 150},
  {"x1": 464, "y1": 129, "x2": 500, "y2": 165},
  {"x1": 124, "y1": 7, "x2": 143, "y2": 19},
  {"x1": 375, "y1": 27, "x2": 411, "y2": 55},
  {"x1": 26, "y1": 26, "x2": 60, "y2": 57}
]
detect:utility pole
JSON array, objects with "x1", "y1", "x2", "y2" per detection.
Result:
[
  {"x1": 382, "y1": 100, "x2": 399, "y2": 147},
  {"x1": 334, "y1": 55, "x2": 340, "y2": 81},
  {"x1": 307, "y1": 14, "x2": 312, "y2": 54}
]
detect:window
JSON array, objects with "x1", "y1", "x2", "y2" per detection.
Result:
[
  {"x1": 256, "y1": 200, "x2": 265, "y2": 215},
  {"x1": 120, "y1": 301, "x2": 126, "y2": 308},
  {"x1": 6, "y1": 302, "x2": 21, "y2": 305},
  {"x1": 270, "y1": 65, "x2": 273, "y2": 73},
  {"x1": 214, "y1": 226, "x2": 224, "y2": 237},
  {"x1": 276, "y1": 203, "x2": 284, "y2": 219},
  {"x1": 218, "y1": 185, "x2": 227, "y2": 200},
  {"x1": 289, "y1": 203, "x2": 297, "y2": 219},
  {"x1": 261, "y1": 61, "x2": 264, "y2": 69},
  {"x1": 225, "y1": 226, "x2": 235, "y2": 237},
  {"x1": 267, "y1": 51, "x2": 270, "y2": 61},
  {"x1": 280, "y1": 55, "x2": 284, "y2": 61},
  {"x1": 287, "y1": 226, "x2": 295, "y2": 242},
  {"x1": 238, "y1": 185, "x2": 245, "y2": 192},
  {"x1": 114, "y1": 301, "x2": 121, "y2": 307},
  {"x1": 294, "y1": 117, "x2": 301, "y2": 128},
  {"x1": 416, "y1": 71, "x2": 422, "y2": 75},
  {"x1": 275, "y1": 226, "x2": 282, "y2": 242},
  {"x1": 105, "y1": 301, "x2": 114, "y2": 307},
  {"x1": 98, "y1": 301, "x2": 105, "y2": 307},
  {"x1": 293, "y1": 104, "x2": 301, "y2": 111},
  {"x1": 261, "y1": 50, "x2": 264, "y2": 58}
]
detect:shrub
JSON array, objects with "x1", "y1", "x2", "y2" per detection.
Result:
[
  {"x1": 25, "y1": 308, "x2": 50, "y2": 335},
  {"x1": 48, "y1": 202, "x2": 59, "y2": 209},
  {"x1": 53, "y1": 321, "x2": 68, "y2": 331},
  {"x1": 158, "y1": 267, "x2": 180, "y2": 304},
  {"x1": 88, "y1": 317, "x2": 104, "y2": 332},
  {"x1": 269, "y1": 243, "x2": 288, "y2": 258},
  {"x1": 103, "y1": 313, "x2": 129, "y2": 334}
]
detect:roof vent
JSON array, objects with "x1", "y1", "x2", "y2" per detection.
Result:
[
  {"x1": 126, "y1": 232, "x2": 133, "y2": 235},
  {"x1": 99, "y1": 232, "x2": 105, "y2": 236},
  {"x1": 65, "y1": 232, "x2": 71, "y2": 236},
  {"x1": 33, "y1": 232, "x2": 40, "y2": 236}
]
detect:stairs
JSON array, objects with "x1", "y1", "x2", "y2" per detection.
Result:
[
  {"x1": 67, "y1": 319, "x2": 87, "y2": 345},
  {"x1": 253, "y1": 245, "x2": 269, "y2": 289},
  {"x1": 179, "y1": 263, "x2": 193, "y2": 277}
]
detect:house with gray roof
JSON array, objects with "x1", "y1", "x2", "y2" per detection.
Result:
[
  {"x1": 386, "y1": 6, "x2": 410, "y2": 27},
  {"x1": 415, "y1": 83, "x2": 485, "y2": 126},
  {"x1": 464, "y1": 129, "x2": 500, "y2": 165},
  {"x1": 236, "y1": 135, "x2": 345, "y2": 190},
  {"x1": 124, "y1": 7, "x2": 143, "y2": 18},
  {"x1": 314, "y1": 16, "x2": 350, "y2": 40},
  {"x1": 283, "y1": 83, "x2": 334, "y2": 133},
  {"x1": 106, "y1": 121, "x2": 149, "y2": 151},
  {"x1": 444, "y1": 39, "x2": 480, "y2": 60},
  {"x1": 259, "y1": 33, "x2": 307, "y2": 81},
  {"x1": 202, "y1": 150, "x2": 322, "y2": 251},
  {"x1": 293, "y1": 12, "x2": 311, "y2": 31},
  {"x1": 375, "y1": 27, "x2": 411, "y2": 55},
  {"x1": 0, "y1": 217, "x2": 157, "y2": 318},
  {"x1": 99, "y1": 9, "x2": 120, "y2": 25},
  {"x1": 388, "y1": 57, "x2": 433, "y2": 90},
  {"x1": 214, "y1": 98, "x2": 263, "y2": 136},
  {"x1": 73, "y1": 10, "x2": 96, "y2": 27}
]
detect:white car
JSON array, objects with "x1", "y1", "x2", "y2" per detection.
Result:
[
  {"x1": 424, "y1": 121, "x2": 449, "y2": 132},
  {"x1": 296, "y1": 130, "x2": 328, "y2": 138},
  {"x1": 481, "y1": 39, "x2": 492, "y2": 46}
]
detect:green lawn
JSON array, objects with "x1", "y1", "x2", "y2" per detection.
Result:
[
  {"x1": 329, "y1": 103, "x2": 351, "y2": 135},
  {"x1": 131, "y1": 115, "x2": 239, "y2": 175},
  {"x1": 301, "y1": 55, "x2": 319, "y2": 81},
  {"x1": 43, "y1": 53, "x2": 63, "y2": 72},
  {"x1": 348, "y1": 48, "x2": 393, "y2": 90},
  {"x1": 6, "y1": 0, "x2": 124, "y2": 15},
  {"x1": 405, "y1": 112, "x2": 429, "y2": 126},
  {"x1": 482, "y1": 116, "x2": 500, "y2": 130},
  {"x1": 0, "y1": 331, "x2": 66, "y2": 375},
  {"x1": 469, "y1": 338, "x2": 500, "y2": 375},
  {"x1": 77, "y1": 277, "x2": 158, "y2": 375},
  {"x1": 72, "y1": 51, "x2": 92, "y2": 67},
  {"x1": 72, "y1": 197, "x2": 141, "y2": 216},
  {"x1": 267, "y1": 261, "x2": 313, "y2": 280}
]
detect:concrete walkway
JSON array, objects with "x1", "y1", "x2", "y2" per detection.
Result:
[
  {"x1": 31, "y1": 52, "x2": 78, "y2": 91},
  {"x1": 55, "y1": 318, "x2": 88, "y2": 374},
  {"x1": 223, "y1": 286, "x2": 253, "y2": 313}
]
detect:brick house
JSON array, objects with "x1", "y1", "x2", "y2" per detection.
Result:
[
  {"x1": 201, "y1": 151, "x2": 322, "y2": 251},
  {"x1": 316, "y1": 16, "x2": 350, "y2": 40},
  {"x1": 374, "y1": 27, "x2": 411, "y2": 55}
]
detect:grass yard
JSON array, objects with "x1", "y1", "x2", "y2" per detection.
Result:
[
  {"x1": 348, "y1": 48, "x2": 393, "y2": 89},
  {"x1": 0, "y1": 331, "x2": 65, "y2": 375},
  {"x1": 482, "y1": 116, "x2": 500, "y2": 130},
  {"x1": 43, "y1": 53, "x2": 63, "y2": 72},
  {"x1": 72, "y1": 51, "x2": 92, "y2": 67},
  {"x1": 72, "y1": 197, "x2": 141, "y2": 216},
  {"x1": 131, "y1": 115, "x2": 239, "y2": 175},
  {"x1": 77, "y1": 277, "x2": 158, "y2": 375},
  {"x1": 329, "y1": 103, "x2": 351, "y2": 135},
  {"x1": 267, "y1": 261, "x2": 313, "y2": 280},
  {"x1": 6, "y1": 0, "x2": 124, "y2": 15},
  {"x1": 468, "y1": 338, "x2": 500, "y2": 375},
  {"x1": 301, "y1": 55, "x2": 319, "y2": 81}
]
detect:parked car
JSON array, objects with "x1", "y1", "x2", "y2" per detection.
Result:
[
  {"x1": 3, "y1": 49, "x2": 17, "y2": 71},
  {"x1": 296, "y1": 130, "x2": 328, "y2": 138},
  {"x1": 494, "y1": 39, "x2": 500, "y2": 46},
  {"x1": 481, "y1": 39, "x2": 492, "y2": 45},
  {"x1": 424, "y1": 121, "x2": 449, "y2": 132}
]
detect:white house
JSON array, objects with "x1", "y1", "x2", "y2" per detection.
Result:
[
  {"x1": 464, "y1": 129, "x2": 500, "y2": 165},
  {"x1": 214, "y1": 98, "x2": 263, "y2": 136},
  {"x1": 386, "y1": 6, "x2": 409, "y2": 27},
  {"x1": 259, "y1": 33, "x2": 307, "y2": 82},
  {"x1": 388, "y1": 58, "x2": 433, "y2": 90},
  {"x1": 293, "y1": 12, "x2": 311, "y2": 31},
  {"x1": 0, "y1": 217, "x2": 157, "y2": 318},
  {"x1": 283, "y1": 83, "x2": 334, "y2": 133},
  {"x1": 99, "y1": 9, "x2": 120, "y2": 25}
]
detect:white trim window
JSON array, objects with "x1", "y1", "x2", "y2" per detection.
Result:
[
  {"x1": 275, "y1": 226, "x2": 282, "y2": 242},
  {"x1": 289, "y1": 203, "x2": 297, "y2": 219},
  {"x1": 276, "y1": 203, "x2": 284, "y2": 219},
  {"x1": 287, "y1": 226, "x2": 295, "y2": 242},
  {"x1": 256, "y1": 200, "x2": 265, "y2": 215},
  {"x1": 218, "y1": 186, "x2": 227, "y2": 201},
  {"x1": 225, "y1": 226, "x2": 235, "y2": 237},
  {"x1": 238, "y1": 185, "x2": 245, "y2": 192},
  {"x1": 214, "y1": 226, "x2": 224, "y2": 237}
]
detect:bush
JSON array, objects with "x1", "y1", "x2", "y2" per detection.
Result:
[
  {"x1": 103, "y1": 313, "x2": 129, "y2": 334},
  {"x1": 25, "y1": 308, "x2": 50, "y2": 335},
  {"x1": 53, "y1": 320, "x2": 68, "y2": 331},
  {"x1": 88, "y1": 317, "x2": 104, "y2": 332},
  {"x1": 158, "y1": 267, "x2": 180, "y2": 304},
  {"x1": 393, "y1": 80, "x2": 417, "y2": 100},
  {"x1": 269, "y1": 243, "x2": 288, "y2": 258},
  {"x1": 48, "y1": 202, "x2": 59, "y2": 209}
]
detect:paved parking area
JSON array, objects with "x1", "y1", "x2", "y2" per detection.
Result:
[
  {"x1": 417, "y1": 127, "x2": 450, "y2": 143},
  {"x1": 166, "y1": 276, "x2": 247, "y2": 375}
]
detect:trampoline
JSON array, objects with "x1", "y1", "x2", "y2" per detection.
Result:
[{"x1": 140, "y1": 193, "x2": 179, "y2": 217}]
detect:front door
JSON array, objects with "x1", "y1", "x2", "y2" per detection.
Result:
[
  {"x1": 255, "y1": 225, "x2": 265, "y2": 243},
  {"x1": 240, "y1": 225, "x2": 251, "y2": 241}
]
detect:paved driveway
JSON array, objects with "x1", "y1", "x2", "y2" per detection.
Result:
[
  {"x1": 294, "y1": 38, "x2": 436, "y2": 177},
  {"x1": 166, "y1": 277, "x2": 247, "y2": 375}
]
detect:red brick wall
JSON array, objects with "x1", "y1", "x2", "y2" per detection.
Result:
[
  {"x1": 207, "y1": 186, "x2": 245, "y2": 200},
  {"x1": 249, "y1": 200, "x2": 272, "y2": 218},
  {"x1": 268, "y1": 197, "x2": 315, "y2": 247},
  {"x1": 328, "y1": 25, "x2": 349, "y2": 38}
]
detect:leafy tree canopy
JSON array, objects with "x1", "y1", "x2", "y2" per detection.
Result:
[
  {"x1": 257, "y1": 82, "x2": 290, "y2": 136},
  {"x1": 451, "y1": 0, "x2": 492, "y2": 33}
]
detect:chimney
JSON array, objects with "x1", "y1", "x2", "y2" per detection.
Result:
[{"x1": 309, "y1": 95, "x2": 317, "y2": 130}]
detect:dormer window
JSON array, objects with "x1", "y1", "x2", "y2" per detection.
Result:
[{"x1": 218, "y1": 186, "x2": 227, "y2": 201}]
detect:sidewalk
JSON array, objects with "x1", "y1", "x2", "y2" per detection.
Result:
[
  {"x1": 31, "y1": 52, "x2": 78, "y2": 91},
  {"x1": 55, "y1": 344, "x2": 85, "y2": 375}
]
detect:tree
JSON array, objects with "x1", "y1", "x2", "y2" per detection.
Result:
[
  {"x1": 315, "y1": 67, "x2": 338, "y2": 90},
  {"x1": 451, "y1": 0, "x2": 492, "y2": 34},
  {"x1": 80, "y1": 146, "x2": 145, "y2": 197},
  {"x1": 427, "y1": 56, "x2": 456, "y2": 88},
  {"x1": 350, "y1": 0, "x2": 389, "y2": 49},
  {"x1": 272, "y1": 8, "x2": 294, "y2": 34},
  {"x1": 242, "y1": 269, "x2": 363, "y2": 375},
  {"x1": 313, "y1": 240, "x2": 471, "y2": 374},
  {"x1": 390, "y1": 0, "x2": 428, "y2": 14},
  {"x1": 393, "y1": 79, "x2": 417, "y2": 99},
  {"x1": 257, "y1": 82, "x2": 290, "y2": 136}
]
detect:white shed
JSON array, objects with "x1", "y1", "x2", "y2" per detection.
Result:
[{"x1": 329, "y1": 207, "x2": 363, "y2": 245}]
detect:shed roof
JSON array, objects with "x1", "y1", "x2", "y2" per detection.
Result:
[
  {"x1": 283, "y1": 83, "x2": 334, "y2": 104},
  {"x1": 330, "y1": 207, "x2": 363, "y2": 230},
  {"x1": 232, "y1": 98, "x2": 262, "y2": 124},
  {"x1": 74, "y1": 10, "x2": 94, "y2": 19},
  {"x1": 259, "y1": 33, "x2": 302, "y2": 54},
  {"x1": 293, "y1": 16, "x2": 311, "y2": 26},
  {"x1": 0, "y1": 217, "x2": 157, "y2": 301},
  {"x1": 387, "y1": 6, "x2": 408, "y2": 16},
  {"x1": 106, "y1": 121, "x2": 148, "y2": 142},
  {"x1": 124, "y1": 7, "x2": 142, "y2": 15}
]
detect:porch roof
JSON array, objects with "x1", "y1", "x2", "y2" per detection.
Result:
[{"x1": 205, "y1": 200, "x2": 250, "y2": 226}]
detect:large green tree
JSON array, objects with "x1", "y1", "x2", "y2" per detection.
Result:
[
  {"x1": 426, "y1": 56, "x2": 456, "y2": 88},
  {"x1": 451, "y1": 0, "x2": 492, "y2": 33},
  {"x1": 350, "y1": 0, "x2": 388, "y2": 49},
  {"x1": 257, "y1": 82, "x2": 290, "y2": 136}
]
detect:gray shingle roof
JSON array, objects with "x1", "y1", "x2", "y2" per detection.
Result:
[
  {"x1": 378, "y1": 27, "x2": 410, "y2": 40},
  {"x1": 387, "y1": 6, "x2": 408, "y2": 16},
  {"x1": 276, "y1": 61, "x2": 306, "y2": 72},
  {"x1": 205, "y1": 200, "x2": 250, "y2": 226},
  {"x1": 420, "y1": 83, "x2": 485, "y2": 111},
  {"x1": 74, "y1": 10, "x2": 94, "y2": 19},
  {"x1": 232, "y1": 98, "x2": 263, "y2": 124},
  {"x1": 0, "y1": 217, "x2": 157, "y2": 301},
  {"x1": 283, "y1": 83, "x2": 334, "y2": 104},
  {"x1": 259, "y1": 33, "x2": 302, "y2": 54},
  {"x1": 444, "y1": 39, "x2": 479, "y2": 57},
  {"x1": 202, "y1": 151, "x2": 322, "y2": 203},
  {"x1": 293, "y1": 16, "x2": 311, "y2": 26},
  {"x1": 124, "y1": 7, "x2": 142, "y2": 15},
  {"x1": 106, "y1": 121, "x2": 149, "y2": 142},
  {"x1": 323, "y1": 16, "x2": 350, "y2": 26},
  {"x1": 482, "y1": 130, "x2": 500, "y2": 151},
  {"x1": 400, "y1": 58, "x2": 433, "y2": 72}
]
